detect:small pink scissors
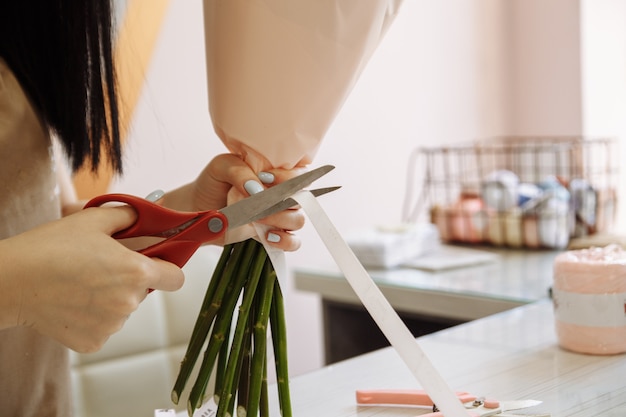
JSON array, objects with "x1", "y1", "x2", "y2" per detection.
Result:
[
  {"x1": 356, "y1": 389, "x2": 545, "y2": 417},
  {"x1": 84, "y1": 165, "x2": 338, "y2": 268}
]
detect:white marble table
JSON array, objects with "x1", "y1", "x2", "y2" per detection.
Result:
[
  {"x1": 294, "y1": 247, "x2": 559, "y2": 321},
  {"x1": 175, "y1": 301, "x2": 626, "y2": 416},
  {"x1": 265, "y1": 300, "x2": 626, "y2": 416},
  {"x1": 295, "y1": 246, "x2": 562, "y2": 362}
]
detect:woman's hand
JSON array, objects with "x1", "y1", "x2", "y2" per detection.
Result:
[
  {"x1": 162, "y1": 154, "x2": 307, "y2": 251},
  {"x1": 0, "y1": 207, "x2": 184, "y2": 353}
]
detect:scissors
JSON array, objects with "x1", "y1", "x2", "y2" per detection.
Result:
[
  {"x1": 356, "y1": 389, "x2": 547, "y2": 417},
  {"x1": 84, "y1": 165, "x2": 338, "y2": 268}
]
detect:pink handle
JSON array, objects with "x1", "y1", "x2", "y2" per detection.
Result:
[{"x1": 356, "y1": 389, "x2": 476, "y2": 407}]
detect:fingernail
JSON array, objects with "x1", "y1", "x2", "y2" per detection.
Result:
[
  {"x1": 267, "y1": 232, "x2": 281, "y2": 243},
  {"x1": 258, "y1": 172, "x2": 275, "y2": 184},
  {"x1": 244, "y1": 180, "x2": 264, "y2": 195},
  {"x1": 145, "y1": 189, "x2": 165, "y2": 202}
]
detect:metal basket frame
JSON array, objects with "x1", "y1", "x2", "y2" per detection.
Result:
[{"x1": 403, "y1": 136, "x2": 619, "y2": 248}]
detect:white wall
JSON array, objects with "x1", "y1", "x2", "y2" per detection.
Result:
[
  {"x1": 108, "y1": 0, "x2": 625, "y2": 380},
  {"x1": 284, "y1": 0, "x2": 511, "y2": 374},
  {"x1": 506, "y1": 0, "x2": 583, "y2": 134},
  {"x1": 580, "y1": 0, "x2": 626, "y2": 231}
]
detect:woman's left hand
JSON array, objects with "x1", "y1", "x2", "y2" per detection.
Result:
[{"x1": 161, "y1": 153, "x2": 306, "y2": 251}]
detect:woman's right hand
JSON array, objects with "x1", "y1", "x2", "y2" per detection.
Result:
[{"x1": 0, "y1": 206, "x2": 184, "y2": 353}]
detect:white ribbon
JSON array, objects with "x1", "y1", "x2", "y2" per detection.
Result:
[
  {"x1": 292, "y1": 190, "x2": 470, "y2": 417},
  {"x1": 253, "y1": 222, "x2": 288, "y2": 282}
]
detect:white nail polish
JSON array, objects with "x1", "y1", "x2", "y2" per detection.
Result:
[
  {"x1": 258, "y1": 172, "x2": 275, "y2": 184},
  {"x1": 267, "y1": 233, "x2": 281, "y2": 243},
  {"x1": 145, "y1": 189, "x2": 165, "y2": 202},
  {"x1": 244, "y1": 180, "x2": 264, "y2": 195}
]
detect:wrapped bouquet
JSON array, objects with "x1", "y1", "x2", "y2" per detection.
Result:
[{"x1": 172, "y1": 1, "x2": 404, "y2": 415}]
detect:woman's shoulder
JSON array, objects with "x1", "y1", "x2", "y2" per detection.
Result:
[
  {"x1": 0, "y1": 57, "x2": 33, "y2": 124},
  {"x1": 0, "y1": 55, "x2": 56, "y2": 237}
]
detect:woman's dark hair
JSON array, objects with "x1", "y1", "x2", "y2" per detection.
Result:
[{"x1": 0, "y1": 1, "x2": 123, "y2": 173}]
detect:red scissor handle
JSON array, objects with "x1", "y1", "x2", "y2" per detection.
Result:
[
  {"x1": 84, "y1": 194, "x2": 228, "y2": 267},
  {"x1": 85, "y1": 194, "x2": 200, "y2": 238}
]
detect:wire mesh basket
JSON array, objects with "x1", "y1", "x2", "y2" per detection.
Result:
[{"x1": 402, "y1": 137, "x2": 619, "y2": 249}]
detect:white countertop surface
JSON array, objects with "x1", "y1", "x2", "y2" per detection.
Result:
[
  {"x1": 294, "y1": 246, "x2": 560, "y2": 320},
  {"x1": 264, "y1": 300, "x2": 625, "y2": 416},
  {"x1": 175, "y1": 301, "x2": 625, "y2": 417},
  {"x1": 174, "y1": 248, "x2": 626, "y2": 416}
]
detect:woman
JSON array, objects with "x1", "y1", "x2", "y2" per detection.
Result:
[{"x1": 0, "y1": 2, "x2": 303, "y2": 415}]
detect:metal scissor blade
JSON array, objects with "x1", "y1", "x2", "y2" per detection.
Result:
[
  {"x1": 468, "y1": 400, "x2": 544, "y2": 417},
  {"x1": 245, "y1": 186, "x2": 340, "y2": 224},
  {"x1": 221, "y1": 165, "x2": 335, "y2": 228}
]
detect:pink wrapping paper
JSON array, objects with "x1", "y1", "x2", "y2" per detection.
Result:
[
  {"x1": 200, "y1": 4, "x2": 480, "y2": 416},
  {"x1": 203, "y1": 0, "x2": 403, "y2": 171}
]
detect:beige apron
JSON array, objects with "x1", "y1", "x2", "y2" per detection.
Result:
[{"x1": 0, "y1": 59, "x2": 72, "y2": 416}]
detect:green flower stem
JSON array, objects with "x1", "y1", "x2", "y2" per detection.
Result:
[
  {"x1": 259, "y1": 358, "x2": 269, "y2": 417},
  {"x1": 187, "y1": 244, "x2": 233, "y2": 346},
  {"x1": 213, "y1": 318, "x2": 231, "y2": 405},
  {"x1": 188, "y1": 240, "x2": 261, "y2": 414},
  {"x1": 270, "y1": 280, "x2": 292, "y2": 417},
  {"x1": 215, "y1": 250, "x2": 267, "y2": 417},
  {"x1": 172, "y1": 243, "x2": 242, "y2": 404},
  {"x1": 245, "y1": 262, "x2": 275, "y2": 417},
  {"x1": 173, "y1": 239, "x2": 292, "y2": 417},
  {"x1": 236, "y1": 291, "x2": 256, "y2": 417},
  {"x1": 224, "y1": 332, "x2": 246, "y2": 417}
]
